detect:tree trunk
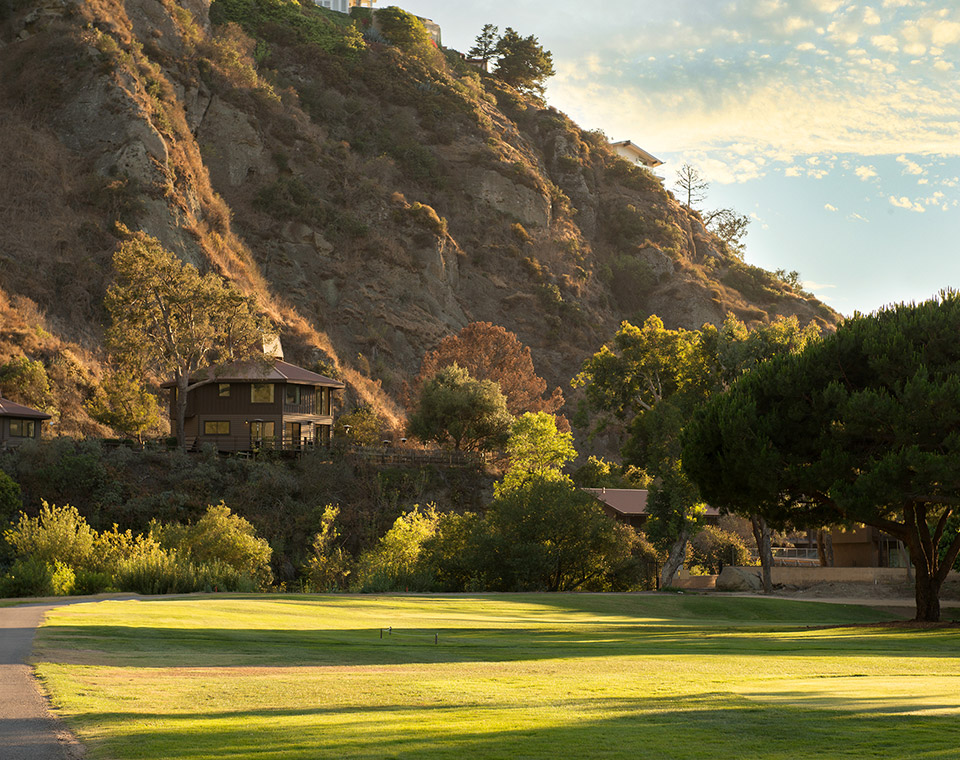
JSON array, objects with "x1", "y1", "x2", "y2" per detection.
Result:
[
  {"x1": 176, "y1": 376, "x2": 189, "y2": 449},
  {"x1": 901, "y1": 503, "x2": 960, "y2": 622},
  {"x1": 751, "y1": 515, "x2": 773, "y2": 594},
  {"x1": 913, "y1": 562, "x2": 942, "y2": 622},
  {"x1": 659, "y1": 528, "x2": 689, "y2": 589},
  {"x1": 816, "y1": 529, "x2": 834, "y2": 567}
]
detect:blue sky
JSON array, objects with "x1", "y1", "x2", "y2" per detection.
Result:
[{"x1": 395, "y1": 0, "x2": 960, "y2": 316}]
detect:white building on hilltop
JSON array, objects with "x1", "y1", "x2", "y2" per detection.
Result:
[
  {"x1": 315, "y1": 0, "x2": 375, "y2": 13},
  {"x1": 610, "y1": 140, "x2": 663, "y2": 170}
]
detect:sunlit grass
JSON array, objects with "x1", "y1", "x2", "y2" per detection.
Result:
[{"x1": 33, "y1": 594, "x2": 960, "y2": 759}]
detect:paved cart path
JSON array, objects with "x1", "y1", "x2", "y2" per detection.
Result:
[{"x1": 0, "y1": 602, "x2": 83, "y2": 760}]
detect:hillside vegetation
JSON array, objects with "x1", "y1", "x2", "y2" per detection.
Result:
[{"x1": 0, "y1": 0, "x2": 837, "y2": 435}]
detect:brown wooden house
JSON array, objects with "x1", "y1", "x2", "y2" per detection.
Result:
[
  {"x1": 0, "y1": 396, "x2": 51, "y2": 448},
  {"x1": 163, "y1": 360, "x2": 345, "y2": 452}
]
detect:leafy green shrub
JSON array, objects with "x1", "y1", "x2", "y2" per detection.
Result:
[
  {"x1": 334, "y1": 407, "x2": 385, "y2": 446},
  {"x1": 3, "y1": 502, "x2": 95, "y2": 569},
  {"x1": 72, "y1": 568, "x2": 113, "y2": 595},
  {"x1": 374, "y1": 6, "x2": 442, "y2": 66},
  {"x1": 0, "y1": 356, "x2": 53, "y2": 413},
  {"x1": 722, "y1": 262, "x2": 782, "y2": 304},
  {"x1": 407, "y1": 202, "x2": 447, "y2": 236},
  {"x1": 353, "y1": 506, "x2": 440, "y2": 592},
  {"x1": 605, "y1": 158, "x2": 663, "y2": 194},
  {"x1": 688, "y1": 526, "x2": 752, "y2": 575},
  {"x1": 0, "y1": 470, "x2": 21, "y2": 528},
  {"x1": 254, "y1": 177, "x2": 368, "y2": 239},
  {"x1": 152, "y1": 503, "x2": 273, "y2": 588},
  {"x1": 209, "y1": 0, "x2": 363, "y2": 55},
  {"x1": 50, "y1": 560, "x2": 75, "y2": 596},
  {"x1": 600, "y1": 201, "x2": 652, "y2": 248},
  {"x1": 303, "y1": 505, "x2": 352, "y2": 591},
  {"x1": 0, "y1": 556, "x2": 53, "y2": 598},
  {"x1": 113, "y1": 546, "x2": 255, "y2": 594},
  {"x1": 609, "y1": 254, "x2": 657, "y2": 312}
]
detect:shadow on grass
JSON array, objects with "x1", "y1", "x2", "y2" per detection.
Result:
[
  {"x1": 56, "y1": 694, "x2": 960, "y2": 760},
  {"x1": 34, "y1": 620, "x2": 960, "y2": 668}
]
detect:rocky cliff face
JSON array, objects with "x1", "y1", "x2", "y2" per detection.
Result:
[{"x1": 0, "y1": 0, "x2": 838, "y2": 436}]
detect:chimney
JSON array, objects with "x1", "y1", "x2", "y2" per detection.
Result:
[{"x1": 262, "y1": 334, "x2": 284, "y2": 360}]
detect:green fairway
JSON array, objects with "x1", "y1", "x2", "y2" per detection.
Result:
[{"x1": 33, "y1": 594, "x2": 960, "y2": 760}]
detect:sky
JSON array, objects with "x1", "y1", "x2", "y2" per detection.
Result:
[{"x1": 394, "y1": 0, "x2": 960, "y2": 316}]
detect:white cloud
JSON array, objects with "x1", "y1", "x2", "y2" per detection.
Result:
[
  {"x1": 810, "y1": 0, "x2": 844, "y2": 12},
  {"x1": 804, "y1": 280, "x2": 837, "y2": 290},
  {"x1": 782, "y1": 16, "x2": 815, "y2": 34},
  {"x1": 897, "y1": 155, "x2": 925, "y2": 175},
  {"x1": 870, "y1": 34, "x2": 899, "y2": 52},
  {"x1": 825, "y1": 203, "x2": 838, "y2": 211},
  {"x1": 846, "y1": 212, "x2": 870, "y2": 222},
  {"x1": 889, "y1": 195, "x2": 927, "y2": 212},
  {"x1": 547, "y1": 3, "x2": 960, "y2": 183}
]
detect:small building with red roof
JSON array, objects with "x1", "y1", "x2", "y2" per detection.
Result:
[{"x1": 583, "y1": 487, "x2": 720, "y2": 530}]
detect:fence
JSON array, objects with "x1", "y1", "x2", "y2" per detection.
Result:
[{"x1": 102, "y1": 436, "x2": 493, "y2": 467}]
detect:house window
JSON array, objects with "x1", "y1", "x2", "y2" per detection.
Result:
[
  {"x1": 285, "y1": 422, "x2": 302, "y2": 446},
  {"x1": 316, "y1": 424, "x2": 331, "y2": 446},
  {"x1": 321, "y1": 387, "x2": 331, "y2": 415},
  {"x1": 251, "y1": 383, "x2": 274, "y2": 403},
  {"x1": 204, "y1": 421, "x2": 230, "y2": 435},
  {"x1": 9, "y1": 419, "x2": 35, "y2": 438},
  {"x1": 251, "y1": 421, "x2": 275, "y2": 440},
  {"x1": 284, "y1": 385, "x2": 301, "y2": 405},
  {"x1": 218, "y1": 384, "x2": 231, "y2": 398}
]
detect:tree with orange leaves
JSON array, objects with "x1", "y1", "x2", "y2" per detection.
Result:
[{"x1": 412, "y1": 322, "x2": 565, "y2": 423}]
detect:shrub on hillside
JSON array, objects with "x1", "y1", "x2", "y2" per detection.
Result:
[
  {"x1": 374, "y1": 6, "x2": 442, "y2": 66},
  {"x1": 209, "y1": 0, "x2": 363, "y2": 55}
]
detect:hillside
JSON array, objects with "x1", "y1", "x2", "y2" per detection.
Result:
[{"x1": 0, "y1": 0, "x2": 838, "y2": 439}]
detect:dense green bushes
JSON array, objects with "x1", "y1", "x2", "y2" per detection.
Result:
[
  {"x1": 0, "y1": 502, "x2": 270, "y2": 597},
  {"x1": 210, "y1": 0, "x2": 363, "y2": 55}
]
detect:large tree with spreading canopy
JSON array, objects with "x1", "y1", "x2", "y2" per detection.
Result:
[
  {"x1": 683, "y1": 293, "x2": 960, "y2": 621},
  {"x1": 105, "y1": 228, "x2": 270, "y2": 447}
]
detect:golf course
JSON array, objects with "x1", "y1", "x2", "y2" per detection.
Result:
[{"x1": 29, "y1": 594, "x2": 960, "y2": 759}]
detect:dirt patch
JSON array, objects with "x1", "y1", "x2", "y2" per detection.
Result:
[{"x1": 769, "y1": 580, "x2": 960, "y2": 602}]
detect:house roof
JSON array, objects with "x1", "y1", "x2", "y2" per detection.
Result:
[
  {"x1": 583, "y1": 487, "x2": 720, "y2": 518},
  {"x1": 610, "y1": 140, "x2": 664, "y2": 168},
  {"x1": 583, "y1": 488, "x2": 650, "y2": 515},
  {"x1": 161, "y1": 360, "x2": 346, "y2": 389},
  {"x1": 0, "y1": 397, "x2": 52, "y2": 420}
]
